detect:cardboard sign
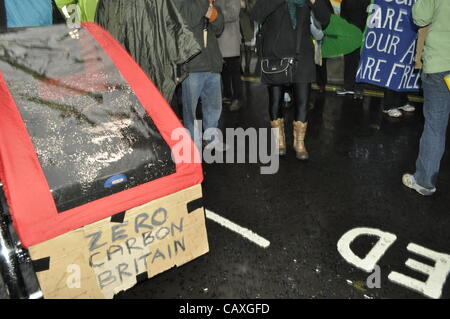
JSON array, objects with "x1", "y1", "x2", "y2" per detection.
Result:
[
  {"x1": 356, "y1": 0, "x2": 421, "y2": 92},
  {"x1": 28, "y1": 184, "x2": 208, "y2": 299}
]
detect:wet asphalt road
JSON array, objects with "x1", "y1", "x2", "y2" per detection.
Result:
[{"x1": 118, "y1": 81, "x2": 450, "y2": 299}]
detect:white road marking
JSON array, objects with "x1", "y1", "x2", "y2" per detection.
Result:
[
  {"x1": 388, "y1": 243, "x2": 450, "y2": 299},
  {"x1": 205, "y1": 209, "x2": 270, "y2": 249},
  {"x1": 337, "y1": 227, "x2": 397, "y2": 273},
  {"x1": 338, "y1": 227, "x2": 450, "y2": 299},
  {"x1": 28, "y1": 291, "x2": 44, "y2": 299}
]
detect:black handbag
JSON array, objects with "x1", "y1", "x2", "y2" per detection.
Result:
[
  {"x1": 261, "y1": 57, "x2": 297, "y2": 85},
  {"x1": 259, "y1": 9, "x2": 302, "y2": 85}
]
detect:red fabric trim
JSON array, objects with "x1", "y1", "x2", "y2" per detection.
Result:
[{"x1": 0, "y1": 23, "x2": 203, "y2": 248}]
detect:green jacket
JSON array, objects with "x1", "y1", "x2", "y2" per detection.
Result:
[
  {"x1": 412, "y1": 0, "x2": 450, "y2": 74},
  {"x1": 54, "y1": 0, "x2": 99, "y2": 22}
]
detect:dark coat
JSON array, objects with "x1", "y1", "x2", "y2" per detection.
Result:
[
  {"x1": 52, "y1": 1, "x2": 65, "y2": 25},
  {"x1": 240, "y1": 0, "x2": 256, "y2": 42},
  {"x1": 250, "y1": 0, "x2": 331, "y2": 84},
  {"x1": 174, "y1": 0, "x2": 225, "y2": 74},
  {"x1": 0, "y1": 0, "x2": 6, "y2": 28},
  {"x1": 95, "y1": 0, "x2": 201, "y2": 102},
  {"x1": 324, "y1": 0, "x2": 334, "y2": 14},
  {"x1": 340, "y1": 0, "x2": 371, "y2": 31}
]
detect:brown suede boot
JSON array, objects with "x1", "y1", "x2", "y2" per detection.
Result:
[
  {"x1": 270, "y1": 118, "x2": 286, "y2": 156},
  {"x1": 293, "y1": 121, "x2": 309, "y2": 160}
]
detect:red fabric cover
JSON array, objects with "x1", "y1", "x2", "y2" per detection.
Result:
[{"x1": 0, "y1": 23, "x2": 203, "y2": 248}]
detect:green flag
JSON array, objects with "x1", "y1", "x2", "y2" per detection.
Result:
[{"x1": 322, "y1": 14, "x2": 364, "y2": 58}]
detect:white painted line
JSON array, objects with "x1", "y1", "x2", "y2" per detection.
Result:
[
  {"x1": 205, "y1": 209, "x2": 270, "y2": 249},
  {"x1": 28, "y1": 291, "x2": 43, "y2": 299}
]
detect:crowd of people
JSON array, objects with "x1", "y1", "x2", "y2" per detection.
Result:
[
  {"x1": 169, "y1": 0, "x2": 448, "y2": 197},
  {"x1": 0, "y1": 0, "x2": 449, "y2": 196}
]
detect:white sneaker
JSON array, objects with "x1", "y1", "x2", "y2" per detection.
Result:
[
  {"x1": 336, "y1": 89, "x2": 355, "y2": 96},
  {"x1": 398, "y1": 103, "x2": 415, "y2": 112},
  {"x1": 402, "y1": 174, "x2": 436, "y2": 196},
  {"x1": 383, "y1": 108, "x2": 402, "y2": 118}
]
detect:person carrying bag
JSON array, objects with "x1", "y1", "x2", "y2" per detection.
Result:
[{"x1": 250, "y1": 0, "x2": 330, "y2": 160}]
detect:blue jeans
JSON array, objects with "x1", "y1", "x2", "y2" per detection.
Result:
[
  {"x1": 182, "y1": 72, "x2": 222, "y2": 147},
  {"x1": 414, "y1": 71, "x2": 450, "y2": 189}
]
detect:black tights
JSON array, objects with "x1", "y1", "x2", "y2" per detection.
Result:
[{"x1": 268, "y1": 83, "x2": 311, "y2": 122}]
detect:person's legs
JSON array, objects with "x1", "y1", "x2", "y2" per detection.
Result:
[
  {"x1": 268, "y1": 85, "x2": 284, "y2": 121},
  {"x1": 343, "y1": 49, "x2": 360, "y2": 92},
  {"x1": 413, "y1": 72, "x2": 450, "y2": 190},
  {"x1": 229, "y1": 56, "x2": 243, "y2": 101},
  {"x1": 399, "y1": 92, "x2": 408, "y2": 106},
  {"x1": 170, "y1": 84, "x2": 183, "y2": 119},
  {"x1": 200, "y1": 72, "x2": 223, "y2": 139},
  {"x1": 292, "y1": 82, "x2": 311, "y2": 123},
  {"x1": 221, "y1": 58, "x2": 233, "y2": 101},
  {"x1": 182, "y1": 73, "x2": 205, "y2": 142},
  {"x1": 244, "y1": 45, "x2": 252, "y2": 75},
  {"x1": 337, "y1": 50, "x2": 359, "y2": 95},
  {"x1": 397, "y1": 92, "x2": 416, "y2": 112},
  {"x1": 384, "y1": 88, "x2": 397, "y2": 110},
  {"x1": 224, "y1": 56, "x2": 243, "y2": 111},
  {"x1": 254, "y1": 53, "x2": 262, "y2": 77},
  {"x1": 292, "y1": 82, "x2": 311, "y2": 160},
  {"x1": 316, "y1": 59, "x2": 327, "y2": 91},
  {"x1": 268, "y1": 85, "x2": 286, "y2": 155},
  {"x1": 383, "y1": 88, "x2": 403, "y2": 117}
]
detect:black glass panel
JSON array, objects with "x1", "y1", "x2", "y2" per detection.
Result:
[{"x1": 0, "y1": 25, "x2": 176, "y2": 212}]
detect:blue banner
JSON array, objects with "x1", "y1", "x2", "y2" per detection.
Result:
[
  {"x1": 5, "y1": 0, "x2": 52, "y2": 28},
  {"x1": 356, "y1": 0, "x2": 421, "y2": 92}
]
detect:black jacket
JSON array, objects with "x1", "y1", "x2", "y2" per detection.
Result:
[
  {"x1": 250, "y1": 0, "x2": 331, "y2": 83},
  {"x1": 52, "y1": 1, "x2": 65, "y2": 25},
  {"x1": 174, "y1": 0, "x2": 224, "y2": 74},
  {"x1": 340, "y1": 0, "x2": 371, "y2": 31},
  {"x1": 240, "y1": 0, "x2": 256, "y2": 42},
  {"x1": 325, "y1": 0, "x2": 334, "y2": 14},
  {"x1": 95, "y1": 0, "x2": 201, "y2": 102},
  {"x1": 0, "y1": 0, "x2": 5, "y2": 29}
]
